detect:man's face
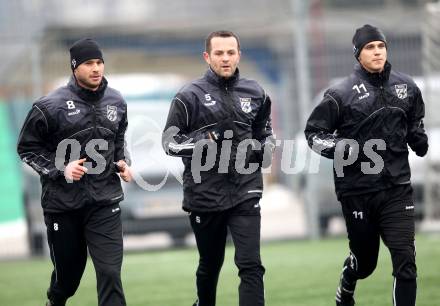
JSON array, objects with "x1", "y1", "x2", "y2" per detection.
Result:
[
  {"x1": 203, "y1": 36, "x2": 240, "y2": 78},
  {"x1": 73, "y1": 59, "x2": 104, "y2": 91},
  {"x1": 358, "y1": 41, "x2": 387, "y2": 73}
]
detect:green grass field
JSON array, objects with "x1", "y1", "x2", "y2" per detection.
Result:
[{"x1": 0, "y1": 234, "x2": 439, "y2": 306}]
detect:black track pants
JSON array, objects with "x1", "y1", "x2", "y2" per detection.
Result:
[
  {"x1": 45, "y1": 203, "x2": 126, "y2": 306},
  {"x1": 339, "y1": 185, "x2": 417, "y2": 306},
  {"x1": 189, "y1": 199, "x2": 265, "y2": 306}
]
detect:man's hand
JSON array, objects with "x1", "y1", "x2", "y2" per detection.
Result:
[
  {"x1": 116, "y1": 160, "x2": 132, "y2": 182},
  {"x1": 64, "y1": 158, "x2": 88, "y2": 182},
  {"x1": 207, "y1": 117, "x2": 236, "y2": 142}
]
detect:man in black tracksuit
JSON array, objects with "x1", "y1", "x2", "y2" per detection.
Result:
[
  {"x1": 17, "y1": 38, "x2": 131, "y2": 306},
  {"x1": 162, "y1": 31, "x2": 275, "y2": 306},
  {"x1": 305, "y1": 25, "x2": 428, "y2": 306}
]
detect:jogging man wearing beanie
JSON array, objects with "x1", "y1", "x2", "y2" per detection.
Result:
[
  {"x1": 18, "y1": 38, "x2": 131, "y2": 306},
  {"x1": 305, "y1": 24, "x2": 428, "y2": 306}
]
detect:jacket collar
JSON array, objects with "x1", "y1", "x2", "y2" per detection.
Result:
[
  {"x1": 68, "y1": 76, "x2": 108, "y2": 102},
  {"x1": 205, "y1": 67, "x2": 240, "y2": 88},
  {"x1": 354, "y1": 61, "x2": 391, "y2": 87}
]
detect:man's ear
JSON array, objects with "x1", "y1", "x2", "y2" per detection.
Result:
[{"x1": 203, "y1": 52, "x2": 210, "y2": 65}]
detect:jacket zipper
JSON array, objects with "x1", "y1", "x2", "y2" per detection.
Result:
[
  {"x1": 379, "y1": 85, "x2": 385, "y2": 107},
  {"x1": 222, "y1": 85, "x2": 240, "y2": 191},
  {"x1": 83, "y1": 104, "x2": 97, "y2": 202}
]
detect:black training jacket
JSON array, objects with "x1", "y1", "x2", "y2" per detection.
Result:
[
  {"x1": 305, "y1": 62, "x2": 428, "y2": 199},
  {"x1": 17, "y1": 77, "x2": 130, "y2": 212},
  {"x1": 162, "y1": 68, "x2": 274, "y2": 212}
]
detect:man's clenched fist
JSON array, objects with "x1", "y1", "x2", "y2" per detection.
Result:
[
  {"x1": 64, "y1": 158, "x2": 88, "y2": 182},
  {"x1": 116, "y1": 160, "x2": 132, "y2": 182}
]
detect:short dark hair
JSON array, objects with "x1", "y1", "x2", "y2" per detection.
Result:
[{"x1": 205, "y1": 30, "x2": 240, "y2": 54}]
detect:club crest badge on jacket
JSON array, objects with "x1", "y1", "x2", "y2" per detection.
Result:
[
  {"x1": 395, "y1": 84, "x2": 407, "y2": 99},
  {"x1": 107, "y1": 105, "x2": 118, "y2": 121},
  {"x1": 239, "y1": 97, "x2": 252, "y2": 113}
]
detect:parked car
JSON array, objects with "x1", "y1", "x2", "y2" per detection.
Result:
[
  {"x1": 22, "y1": 73, "x2": 192, "y2": 250},
  {"x1": 22, "y1": 164, "x2": 46, "y2": 255},
  {"x1": 107, "y1": 73, "x2": 192, "y2": 246}
]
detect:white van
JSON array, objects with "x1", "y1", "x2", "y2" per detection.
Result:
[
  {"x1": 106, "y1": 73, "x2": 193, "y2": 245},
  {"x1": 39, "y1": 73, "x2": 192, "y2": 246}
]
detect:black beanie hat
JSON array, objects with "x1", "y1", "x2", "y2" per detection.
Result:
[
  {"x1": 69, "y1": 38, "x2": 104, "y2": 70},
  {"x1": 352, "y1": 24, "x2": 387, "y2": 59}
]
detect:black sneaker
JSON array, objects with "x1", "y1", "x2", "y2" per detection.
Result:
[
  {"x1": 192, "y1": 300, "x2": 199, "y2": 306},
  {"x1": 335, "y1": 285, "x2": 355, "y2": 306}
]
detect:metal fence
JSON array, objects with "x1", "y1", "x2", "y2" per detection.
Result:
[
  {"x1": 421, "y1": 1, "x2": 440, "y2": 225},
  {"x1": 0, "y1": 0, "x2": 438, "y2": 257}
]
